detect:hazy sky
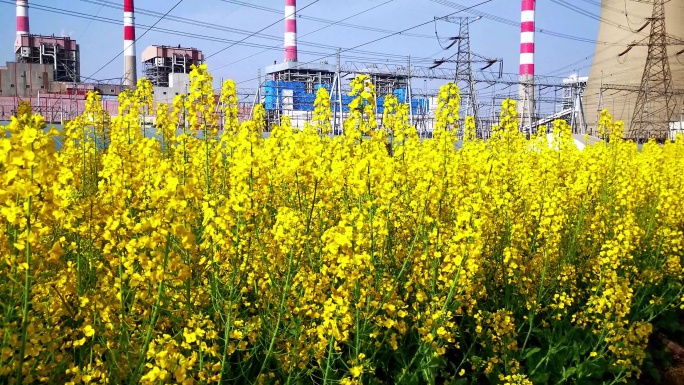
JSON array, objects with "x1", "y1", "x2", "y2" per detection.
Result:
[{"x1": 0, "y1": 0, "x2": 613, "y2": 92}]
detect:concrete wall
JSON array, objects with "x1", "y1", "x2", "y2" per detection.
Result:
[
  {"x1": 0, "y1": 61, "x2": 56, "y2": 98},
  {"x1": 152, "y1": 73, "x2": 191, "y2": 103}
]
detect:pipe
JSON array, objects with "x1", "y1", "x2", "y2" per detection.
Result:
[
  {"x1": 284, "y1": 0, "x2": 297, "y2": 62},
  {"x1": 123, "y1": 0, "x2": 137, "y2": 87}
]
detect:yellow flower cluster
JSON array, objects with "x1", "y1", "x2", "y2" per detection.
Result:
[
  {"x1": 1, "y1": 68, "x2": 683, "y2": 384},
  {"x1": 312, "y1": 86, "x2": 332, "y2": 135}
]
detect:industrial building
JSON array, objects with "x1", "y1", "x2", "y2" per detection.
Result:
[
  {"x1": 142, "y1": 45, "x2": 204, "y2": 102},
  {"x1": 0, "y1": 0, "x2": 119, "y2": 122},
  {"x1": 259, "y1": 0, "x2": 429, "y2": 131},
  {"x1": 0, "y1": 60, "x2": 124, "y2": 99},
  {"x1": 0, "y1": 0, "x2": 209, "y2": 123},
  {"x1": 0, "y1": 0, "x2": 585, "y2": 139},
  {"x1": 1, "y1": 61, "x2": 55, "y2": 98},
  {"x1": 262, "y1": 61, "x2": 429, "y2": 131},
  {"x1": 1, "y1": 0, "x2": 82, "y2": 99},
  {"x1": 14, "y1": 34, "x2": 80, "y2": 83}
]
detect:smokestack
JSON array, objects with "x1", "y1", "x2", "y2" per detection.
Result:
[
  {"x1": 15, "y1": 0, "x2": 29, "y2": 51},
  {"x1": 284, "y1": 0, "x2": 297, "y2": 62},
  {"x1": 123, "y1": 0, "x2": 137, "y2": 87},
  {"x1": 519, "y1": 0, "x2": 535, "y2": 129}
]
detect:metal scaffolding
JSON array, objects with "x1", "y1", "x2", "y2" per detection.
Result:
[
  {"x1": 141, "y1": 45, "x2": 204, "y2": 87},
  {"x1": 14, "y1": 34, "x2": 80, "y2": 83}
]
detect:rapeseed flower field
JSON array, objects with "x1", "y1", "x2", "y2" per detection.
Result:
[{"x1": 0, "y1": 65, "x2": 683, "y2": 384}]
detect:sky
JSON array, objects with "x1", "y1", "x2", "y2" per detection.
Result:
[{"x1": 0, "y1": 0, "x2": 604, "y2": 94}]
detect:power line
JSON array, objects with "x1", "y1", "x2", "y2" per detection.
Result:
[
  {"x1": 80, "y1": 0, "x2": 277, "y2": 41},
  {"x1": 541, "y1": 17, "x2": 660, "y2": 78},
  {"x1": 80, "y1": 0, "x2": 437, "y2": 62},
  {"x1": 302, "y1": 0, "x2": 492, "y2": 68},
  {"x1": 233, "y1": 0, "x2": 492, "y2": 86},
  {"x1": 217, "y1": 0, "x2": 436, "y2": 39},
  {"x1": 544, "y1": 55, "x2": 594, "y2": 76},
  {"x1": 0, "y1": 1, "x2": 427, "y2": 67},
  {"x1": 214, "y1": 0, "x2": 396, "y2": 70},
  {"x1": 80, "y1": 0, "x2": 382, "y2": 57},
  {"x1": 88, "y1": 0, "x2": 185, "y2": 80},
  {"x1": 549, "y1": 0, "x2": 648, "y2": 37},
  {"x1": 76, "y1": 3, "x2": 104, "y2": 41},
  {"x1": 429, "y1": 0, "x2": 629, "y2": 46},
  {"x1": 205, "y1": 0, "x2": 322, "y2": 60}
]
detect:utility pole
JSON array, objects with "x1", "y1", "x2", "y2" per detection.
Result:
[
  {"x1": 408, "y1": 55, "x2": 413, "y2": 127},
  {"x1": 337, "y1": 48, "x2": 343, "y2": 135}
]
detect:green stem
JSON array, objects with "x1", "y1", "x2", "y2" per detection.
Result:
[
  {"x1": 131, "y1": 233, "x2": 171, "y2": 382},
  {"x1": 17, "y1": 143, "x2": 34, "y2": 384}
]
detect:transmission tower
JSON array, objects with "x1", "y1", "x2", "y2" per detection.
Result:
[
  {"x1": 453, "y1": 17, "x2": 478, "y2": 120},
  {"x1": 619, "y1": 0, "x2": 684, "y2": 142},
  {"x1": 433, "y1": 16, "x2": 502, "y2": 134}
]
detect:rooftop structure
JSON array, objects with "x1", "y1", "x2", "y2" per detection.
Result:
[
  {"x1": 261, "y1": 60, "x2": 426, "y2": 131},
  {"x1": 265, "y1": 61, "x2": 337, "y2": 93},
  {"x1": 345, "y1": 62, "x2": 411, "y2": 96},
  {"x1": 142, "y1": 45, "x2": 204, "y2": 87},
  {"x1": 14, "y1": 34, "x2": 81, "y2": 83}
]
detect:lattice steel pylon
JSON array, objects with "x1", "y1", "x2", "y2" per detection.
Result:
[
  {"x1": 628, "y1": 0, "x2": 680, "y2": 142},
  {"x1": 454, "y1": 17, "x2": 478, "y2": 121},
  {"x1": 433, "y1": 16, "x2": 502, "y2": 132}
]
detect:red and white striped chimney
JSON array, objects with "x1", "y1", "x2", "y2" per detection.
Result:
[
  {"x1": 284, "y1": 0, "x2": 297, "y2": 62},
  {"x1": 519, "y1": 0, "x2": 535, "y2": 127},
  {"x1": 15, "y1": 0, "x2": 30, "y2": 51},
  {"x1": 123, "y1": 0, "x2": 137, "y2": 87},
  {"x1": 519, "y1": 0, "x2": 535, "y2": 78}
]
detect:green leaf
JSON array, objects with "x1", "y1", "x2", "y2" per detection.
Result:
[
  {"x1": 449, "y1": 379, "x2": 468, "y2": 385},
  {"x1": 531, "y1": 372, "x2": 550, "y2": 384},
  {"x1": 561, "y1": 366, "x2": 577, "y2": 379},
  {"x1": 523, "y1": 347, "x2": 541, "y2": 360}
]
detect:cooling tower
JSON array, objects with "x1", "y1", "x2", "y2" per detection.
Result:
[{"x1": 582, "y1": 0, "x2": 684, "y2": 136}]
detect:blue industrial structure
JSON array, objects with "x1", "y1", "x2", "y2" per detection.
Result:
[
  {"x1": 263, "y1": 80, "x2": 428, "y2": 114},
  {"x1": 259, "y1": 61, "x2": 430, "y2": 129}
]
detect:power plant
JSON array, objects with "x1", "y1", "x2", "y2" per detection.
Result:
[
  {"x1": 2, "y1": 0, "x2": 81, "y2": 98},
  {"x1": 142, "y1": 45, "x2": 204, "y2": 103},
  {"x1": 0, "y1": 0, "x2": 682, "y2": 142},
  {"x1": 0, "y1": 0, "x2": 207, "y2": 122},
  {"x1": 258, "y1": 0, "x2": 427, "y2": 131}
]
